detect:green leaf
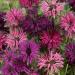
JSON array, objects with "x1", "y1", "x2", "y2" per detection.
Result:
[
  {"x1": 38, "y1": 8, "x2": 43, "y2": 16},
  {"x1": 11, "y1": 0, "x2": 20, "y2": 8},
  {"x1": 0, "y1": 0, "x2": 10, "y2": 12}
]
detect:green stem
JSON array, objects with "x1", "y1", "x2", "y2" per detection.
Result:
[
  {"x1": 65, "y1": 64, "x2": 68, "y2": 75},
  {"x1": 58, "y1": 71, "x2": 60, "y2": 75}
]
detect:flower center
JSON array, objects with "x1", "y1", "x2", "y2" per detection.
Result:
[
  {"x1": 26, "y1": 45, "x2": 31, "y2": 56},
  {"x1": 46, "y1": 60, "x2": 56, "y2": 65},
  {"x1": 50, "y1": 60, "x2": 56, "y2": 65}
]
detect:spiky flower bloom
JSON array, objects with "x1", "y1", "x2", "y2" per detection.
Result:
[
  {"x1": 40, "y1": 0, "x2": 64, "y2": 17},
  {"x1": 2, "y1": 63, "x2": 18, "y2": 75},
  {"x1": 5, "y1": 34, "x2": 19, "y2": 50},
  {"x1": 2, "y1": 52, "x2": 31, "y2": 75},
  {"x1": 38, "y1": 51, "x2": 64, "y2": 75},
  {"x1": 2, "y1": 50, "x2": 31, "y2": 75},
  {"x1": 65, "y1": 42, "x2": 75, "y2": 64},
  {"x1": 10, "y1": 28, "x2": 27, "y2": 41},
  {"x1": 11, "y1": 55, "x2": 30, "y2": 73},
  {"x1": 19, "y1": 0, "x2": 39, "y2": 8},
  {"x1": 60, "y1": 12, "x2": 75, "y2": 37},
  {"x1": 40, "y1": 31, "x2": 62, "y2": 49},
  {"x1": 23, "y1": 16, "x2": 51, "y2": 35},
  {"x1": 19, "y1": 40, "x2": 39, "y2": 63},
  {"x1": 3, "y1": 50, "x2": 16, "y2": 63},
  {"x1": 5, "y1": 28, "x2": 27, "y2": 50},
  {"x1": 6, "y1": 8, "x2": 24, "y2": 26}
]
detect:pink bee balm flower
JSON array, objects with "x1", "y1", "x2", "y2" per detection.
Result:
[
  {"x1": 6, "y1": 28, "x2": 27, "y2": 50},
  {"x1": 10, "y1": 27, "x2": 27, "y2": 42},
  {"x1": 6, "y1": 8, "x2": 24, "y2": 26},
  {"x1": 38, "y1": 51, "x2": 64, "y2": 75},
  {"x1": 40, "y1": 0, "x2": 64, "y2": 17},
  {"x1": 19, "y1": 0, "x2": 39, "y2": 8},
  {"x1": 5, "y1": 34, "x2": 18, "y2": 50},
  {"x1": 41, "y1": 1, "x2": 49, "y2": 14},
  {"x1": 60, "y1": 12, "x2": 75, "y2": 37},
  {"x1": 41, "y1": 32, "x2": 62, "y2": 49}
]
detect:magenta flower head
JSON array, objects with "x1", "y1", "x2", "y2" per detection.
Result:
[
  {"x1": 23, "y1": 15, "x2": 51, "y2": 35},
  {"x1": 38, "y1": 51, "x2": 64, "y2": 75},
  {"x1": 2, "y1": 54, "x2": 31, "y2": 75},
  {"x1": 11, "y1": 55, "x2": 30, "y2": 73},
  {"x1": 65, "y1": 42, "x2": 75, "y2": 65},
  {"x1": 60, "y1": 12, "x2": 75, "y2": 37},
  {"x1": 19, "y1": 0, "x2": 39, "y2": 8},
  {"x1": 2, "y1": 63, "x2": 18, "y2": 75},
  {"x1": 6, "y1": 8, "x2": 24, "y2": 26},
  {"x1": 19, "y1": 40, "x2": 39, "y2": 64},
  {"x1": 5, "y1": 27, "x2": 27, "y2": 50},
  {"x1": 40, "y1": 31, "x2": 62, "y2": 49},
  {"x1": 2, "y1": 49, "x2": 32, "y2": 75},
  {"x1": 40, "y1": 0, "x2": 64, "y2": 17},
  {"x1": 3, "y1": 50, "x2": 16, "y2": 63}
]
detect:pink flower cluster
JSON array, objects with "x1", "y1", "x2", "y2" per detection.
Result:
[
  {"x1": 6, "y1": 28, "x2": 27, "y2": 50},
  {"x1": 41, "y1": 32, "x2": 62, "y2": 49},
  {"x1": 6, "y1": 8, "x2": 24, "y2": 26},
  {"x1": 40, "y1": 0, "x2": 64, "y2": 17},
  {"x1": 1, "y1": 0, "x2": 73, "y2": 75},
  {"x1": 38, "y1": 51, "x2": 64, "y2": 75},
  {"x1": 60, "y1": 12, "x2": 75, "y2": 37}
]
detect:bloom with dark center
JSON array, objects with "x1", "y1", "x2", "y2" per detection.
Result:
[
  {"x1": 3, "y1": 50, "x2": 31, "y2": 74},
  {"x1": 5, "y1": 28, "x2": 27, "y2": 50},
  {"x1": 3, "y1": 50, "x2": 16, "y2": 63},
  {"x1": 40, "y1": 31, "x2": 62, "y2": 49},
  {"x1": 38, "y1": 51, "x2": 64, "y2": 75},
  {"x1": 12, "y1": 55, "x2": 30, "y2": 73},
  {"x1": 19, "y1": 40, "x2": 39, "y2": 63},
  {"x1": 2, "y1": 63, "x2": 18, "y2": 75},
  {"x1": 40, "y1": 0, "x2": 64, "y2": 17},
  {"x1": 60, "y1": 12, "x2": 75, "y2": 37},
  {"x1": 23, "y1": 15, "x2": 51, "y2": 35},
  {"x1": 19, "y1": 0, "x2": 39, "y2": 8},
  {"x1": 6, "y1": 8, "x2": 24, "y2": 26},
  {"x1": 65, "y1": 42, "x2": 75, "y2": 65}
]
